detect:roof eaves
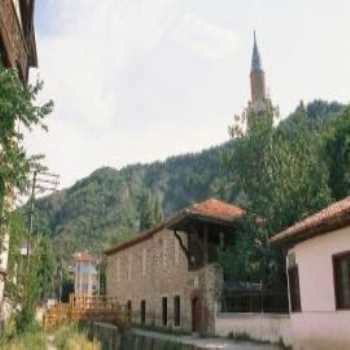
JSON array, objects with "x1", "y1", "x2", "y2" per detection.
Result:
[{"x1": 270, "y1": 208, "x2": 350, "y2": 246}]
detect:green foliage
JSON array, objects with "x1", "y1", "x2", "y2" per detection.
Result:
[
  {"x1": 53, "y1": 325, "x2": 101, "y2": 350},
  {"x1": 0, "y1": 64, "x2": 53, "y2": 332},
  {"x1": 7, "y1": 215, "x2": 56, "y2": 326},
  {"x1": 324, "y1": 107, "x2": 350, "y2": 200},
  {"x1": 0, "y1": 328, "x2": 47, "y2": 350},
  {"x1": 26, "y1": 144, "x2": 226, "y2": 261},
  {"x1": 222, "y1": 102, "x2": 335, "y2": 286},
  {"x1": 138, "y1": 190, "x2": 163, "y2": 231},
  {"x1": 26, "y1": 100, "x2": 346, "y2": 271},
  {"x1": 0, "y1": 63, "x2": 53, "y2": 209},
  {"x1": 12, "y1": 230, "x2": 57, "y2": 333}
]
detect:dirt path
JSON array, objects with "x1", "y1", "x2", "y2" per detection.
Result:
[{"x1": 47, "y1": 334, "x2": 57, "y2": 350}]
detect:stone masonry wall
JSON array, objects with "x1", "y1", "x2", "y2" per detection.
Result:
[{"x1": 106, "y1": 228, "x2": 223, "y2": 334}]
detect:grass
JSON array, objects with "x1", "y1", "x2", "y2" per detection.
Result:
[
  {"x1": 0, "y1": 315, "x2": 48, "y2": 350},
  {"x1": 52, "y1": 324, "x2": 101, "y2": 350},
  {"x1": 0, "y1": 330, "x2": 48, "y2": 350}
]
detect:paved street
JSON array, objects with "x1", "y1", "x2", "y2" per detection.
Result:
[{"x1": 133, "y1": 329, "x2": 280, "y2": 350}]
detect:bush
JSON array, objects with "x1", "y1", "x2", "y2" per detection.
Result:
[{"x1": 53, "y1": 325, "x2": 101, "y2": 350}]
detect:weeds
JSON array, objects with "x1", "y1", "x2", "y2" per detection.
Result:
[
  {"x1": 52, "y1": 324, "x2": 101, "y2": 350},
  {"x1": 0, "y1": 330, "x2": 47, "y2": 350}
]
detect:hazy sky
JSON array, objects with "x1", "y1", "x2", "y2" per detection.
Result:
[{"x1": 25, "y1": 0, "x2": 350, "y2": 189}]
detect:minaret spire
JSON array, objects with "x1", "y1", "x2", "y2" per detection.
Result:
[
  {"x1": 251, "y1": 30, "x2": 262, "y2": 72},
  {"x1": 239, "y1": 31, "x2": 278, "y2": 131},
  {"x1": 250, "y1": 30, "x2": 266, "y2": 104}
]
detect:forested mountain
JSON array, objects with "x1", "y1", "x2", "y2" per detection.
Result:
[
  {"x1": 29, "y1": 142, "x2": 230, "y2": 259},
  {"x1": 27, "y1": 100, "x2": 346, "y2": 260}
]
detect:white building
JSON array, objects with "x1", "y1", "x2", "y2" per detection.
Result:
[
  {"x1": 271, "y1": 196, "x2": 350, "y2": 350},
  {"x1": 72, "y1": 251, "x2": 99, "y2": 296}
]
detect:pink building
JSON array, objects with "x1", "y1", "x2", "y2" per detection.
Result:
[{"x1": 271, "y1": 197, "x2": 350, "y2": 350}]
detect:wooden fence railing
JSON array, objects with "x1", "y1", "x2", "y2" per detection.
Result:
[{"x1": 43, "y1": 294, "x2": 128, "y2": 330}]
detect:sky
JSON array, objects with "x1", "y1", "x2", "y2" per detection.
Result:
[{"x1": 24, "y1": 0, "x2": 350, "y2": 189}]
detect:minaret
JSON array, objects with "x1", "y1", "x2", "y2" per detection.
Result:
[
  {"x1": 250, "y1": 31, "x2": 267, "y2": 109},
  {"x1": 244, "y1": 31, "x2": 278, "y2": 131}
]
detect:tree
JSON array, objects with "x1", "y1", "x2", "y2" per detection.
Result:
[
  {"x1": 138, "y1": 190, "x2": 163, "y2": 231},
  {"x1": 0, "y1": 63, "x2": 53, "y2": 329},
  {"x1": 153, "y1": 195, "x2": 163, "y2": 224},
  {"x1": 6, "y1": 215, "x2": 57, "y2": 333},
  {"x1": 0, "y1": 64, "x2": 53, "y2": 207},
  {"x1": 222, "y1": 105, "x2": 332, "y2": 287},
  {"x1": 324, "y1": 107, "x2": 350, "y2": 200},
  {"x1": 15, "y1": 235, "x2": 55, "y2": 332}
]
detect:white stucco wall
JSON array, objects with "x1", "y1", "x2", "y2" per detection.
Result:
[
  {"x1": 215, "y1": 313, "x2": 292, "y2": 345},
  {"x1": 288, "y1": 226, "x2": 350, "y2": 350}
]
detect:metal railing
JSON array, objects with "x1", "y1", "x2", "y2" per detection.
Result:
[{"x1": 221, "y1": 291, "x2": 289, "y2": 314}]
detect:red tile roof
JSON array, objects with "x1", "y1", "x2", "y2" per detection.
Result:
[
  {"x1": 105, "y1": 198, "x2": 245, "y2": 256},
  {"x1": 271, "y1": 196, "x2": 350, "y2": 245},
  {"x1": 72, "y1": 251, "x2": 97, "y2": 262},
  {"x1": 188, "y1": 198, "x2": 245, "y2": 222}
]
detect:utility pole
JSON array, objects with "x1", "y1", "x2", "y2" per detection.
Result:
[
  {"x1": 24, "y1": 167, "x2": 60, "y2": 284},
  {"x1": 27, "y1": 168, "x2": 60, "y2": 236}
]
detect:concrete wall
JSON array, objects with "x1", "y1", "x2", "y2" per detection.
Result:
[
  {"x1": 215, "y1": 313, "x2": 292, "y2": 345},
  {"x1": 287, "y1": 226, "x2": 350, "y2": 349},
  {"x1": 106, "y1": 228, "x2": 223, "y2": 334}
]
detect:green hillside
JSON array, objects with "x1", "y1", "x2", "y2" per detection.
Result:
[
  {"x1": 28, "y1": 100, "x2": 345, "y2": 260},
  {"x1": 30, "y1": 142, "x2": 232, "y2": 259}
]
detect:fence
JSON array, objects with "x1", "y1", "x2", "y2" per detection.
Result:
[{"x1": 43, "y1": 294, "x2": 128, "y2": 329}]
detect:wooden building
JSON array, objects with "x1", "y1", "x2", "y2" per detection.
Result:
[{"x1": 0, "y1": 0, "x2": 38, "y2": 83}]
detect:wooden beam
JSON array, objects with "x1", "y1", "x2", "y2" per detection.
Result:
[{"x1": 174, "y1": 230, "x2": 190, "y2": 263}]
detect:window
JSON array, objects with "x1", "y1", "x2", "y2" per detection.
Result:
[
  {"x1": 288, "y1": 265, "x2": 301, "y2": 312},
  {"x1": 333, "y1": 251, "x2": 350, "y2": 309},
  {"x1": 127, "y1": 300, "x2": 132, "y2": 322},
  {"x1": 141, "y1": 300, "x2": 146, "y2": 324},
  {"x1": 162, "y1": 297, "x2": 167, "y2": 326},
  {"x1": 142, "y1": 249, "x2": 147, "y2": 276},
  {"x1": 174, "y1": 296, "x2": 181, "y2": 326}
]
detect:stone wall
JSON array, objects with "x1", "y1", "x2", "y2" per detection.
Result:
[{"x1": 106, "y1": 228, "x2": 223, "y2": 334}]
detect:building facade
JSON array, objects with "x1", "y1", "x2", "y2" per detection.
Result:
[
  {"x1": 73, "y1": 251, "x2": 99, "y2": 297},
  {"x1": 105, "y1": 199, "x2": 246, "y2": 334},
  {"x1": 271, "y1": 197, "x2": 350, "y2": 350}
]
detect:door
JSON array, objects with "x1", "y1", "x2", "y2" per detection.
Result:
[{"x1": 191, "y1": 297, "x2": 201, "y2": 333}]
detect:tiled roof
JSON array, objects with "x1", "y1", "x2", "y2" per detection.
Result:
[
  {"x1": 188, "y1": 198, "x2": 245, "y2": 222},
  {"x1": 105, "y1": 198, "x2": 245, "y2": 256},
  {"x1": 271, "y1": 196, "x2": 350, "y2": 245},
  {"x1": 72, "y1": 251, "x2": 97, "y2": 262}
]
